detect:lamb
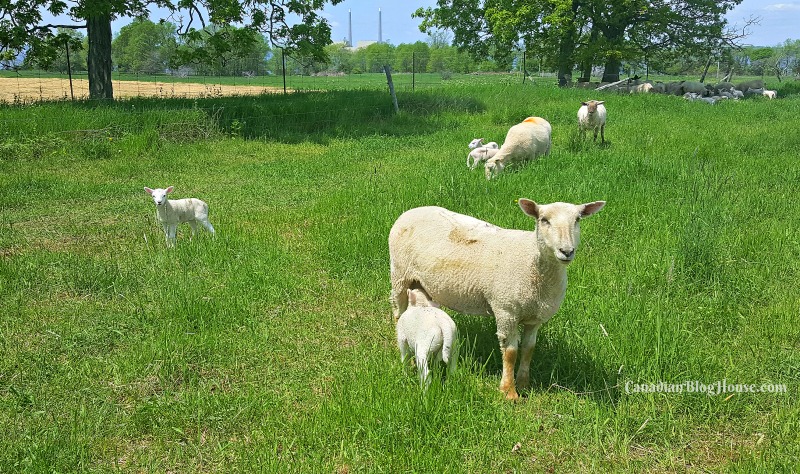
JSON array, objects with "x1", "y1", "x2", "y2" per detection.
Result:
[
  {"x1": 577, "y1": 100, "x2": 606, "y2": 144},
  {"x1": 630, "y1": 82, "x2": 653, "y2": 94},
  {"x1": 396, "y1": 288, "x2": 458, "y2": 388},
  {"x1": 467, "y1": 138, "x2": 500, "y2": 169},
  {"x1": 763, "y1": 90, "x2": 777, "y2": 99},
  {"x1": 484, "y1": 117, "x2": 552, "y2": 180},
  {"x1": 144, "y1": 186, "x2": 215, "y2": 247},
  {"x1": 389, "y1": 198, "x2": 606, "y2": 400}
]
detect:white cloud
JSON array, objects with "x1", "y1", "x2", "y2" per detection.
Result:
[{"x1": 765, "y1": 3, "x2": 800, "y2": 11}]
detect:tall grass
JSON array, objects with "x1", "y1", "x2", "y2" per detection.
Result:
[{"x1": 1, "y1": 82, "x2": 799, "y2": 472}]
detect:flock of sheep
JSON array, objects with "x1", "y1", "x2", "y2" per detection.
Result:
[
  {"x1": 597, "y1": 78, "x2": 778, "y2": 105},
  {"x1": 142, "y1": 97, "x2": 614, "y2": 400}
]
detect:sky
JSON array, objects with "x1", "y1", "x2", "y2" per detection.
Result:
[{"x1": 42, "y1": 0, "x2": 800, "y2": 48}]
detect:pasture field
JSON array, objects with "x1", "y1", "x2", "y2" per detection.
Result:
[{"x1": 1, "y1": 82, "x2": 799, "y2": 472}]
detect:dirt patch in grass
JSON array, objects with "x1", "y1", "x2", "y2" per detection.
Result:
[{"x1": 0, "y1": 77, "x2": 286, "y2": 103}]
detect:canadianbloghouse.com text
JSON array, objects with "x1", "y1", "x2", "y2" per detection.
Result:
[{"x1": 625, "y1": 380, "x2": 787, "y2": 396}]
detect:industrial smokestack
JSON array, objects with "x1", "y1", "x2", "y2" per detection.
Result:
[
  {"x1": 378, "y1": 8, "x2": 382, "y2": 44},
  {"x1": 348, "y1": 9, "x2": 352, "y2": 47}
]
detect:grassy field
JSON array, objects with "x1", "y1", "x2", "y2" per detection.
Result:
[{"x1": 1, "y1": 81, "x2": 799, "y2": 472}]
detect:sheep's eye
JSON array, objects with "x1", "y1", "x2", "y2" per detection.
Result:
[
  {"x1": 575, "y1": 217, "x2": 582, "y2": 224},
  {"x1": 540, "y1": 218, "x2": 550, "y2": 226}
]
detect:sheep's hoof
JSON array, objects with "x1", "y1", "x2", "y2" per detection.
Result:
[
  {"x1": 516, "y1": 376, "x2": 531, "y2": 392},
  {"x1": 504, "y1": 389, "x2": 520, "y2": 401}
]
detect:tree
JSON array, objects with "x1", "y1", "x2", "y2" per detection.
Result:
[
  {"x1": 1, "y1": 0, "x2": 344, "y2": 99},
  {"x1": 112, "y1": 17, "x2": 177, "y2": 74},
  {"x1": 175, "y1": 24, "x2": 271, "y2": 76},
  {"x1": 22, "y1": 28, "x2": 87, "y2": 73}
]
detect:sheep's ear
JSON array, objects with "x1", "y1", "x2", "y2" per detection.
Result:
[
  {"x1": 144, "y1": 187, "x2": 153, "y2": 195},
  {"x1": 580, "y1": 201, "x2": 606, "y2": 217},
  {"x1": 518, "y1": 198, "x2": 539, "y2": 218},
  {"x1": 166, "y1": 186, "x2": 174, "y2": 194},
  {"x1": 581, "y1": 101, "x2": 588, "y2": 106},
  {"x1": 596, "y1": 101, "x2": 605, "y2": 105}
]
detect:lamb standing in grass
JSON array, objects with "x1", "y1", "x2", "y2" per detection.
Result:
[
  {"x1": 389, "y1": 199, "x2": 605, "y2": 400},
  {"x1": 577, "y1": 100, "x2": 606, "y2": 144},
  {"x1": 396, "y1": 288, "x2": 458, "y2": 388},
  {"x1": 484, "y1": 117, "x2": 552, "y2": 179},
  {"x1": 467, "y1": 138, "x2": 500, "y2": 170},
  {"x1": 144, "y1": 186, "x2": 215, "y2": 247}
]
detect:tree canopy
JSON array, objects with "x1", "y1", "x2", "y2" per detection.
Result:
[{"x1": 1, "y1": 0, "x2": 344, "y2": 98}]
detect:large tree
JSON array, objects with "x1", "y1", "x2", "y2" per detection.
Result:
[
  {"x1": 414, "y1": 0, "x2": 744, "y2": 85},
  {"x1": 1, "y1": 0, "x2": 343, "y2": 99},
  {"x1": 112, "y1": 17, "x2": 177, "y2": 74}
]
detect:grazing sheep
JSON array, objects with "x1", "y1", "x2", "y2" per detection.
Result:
[
  {"x1": 144, "y1": 186, "x2": 215, "y2": 247},
  {"x1": 744, "y1": 87, "x2": 765, "y2": 98},
  {"x1": 468, "y1": 146, "x2": 500, "y2": 170},
  {"x1": 577, "y1": 100, "x2": 606, "y2": 144},
  {"x1": 736, "y1": 79, "x2": 764, "y2": 92},
  {"x1": 763, "y1": 90, "x2": 777, "y2": 99},
  {"x1": 468, "y1": 138, "x2": 499, "y2": 150},
  {"x1": 389, "y1": 199, "x2": 606, "y2": 400},
  {"x1": 484, "y1": 117, "x2": 552, "y2": 180},
  {"x1": 680, "y1": 81, "x2": 708, "y2": 96},
  {"x1": 396, "y1": 288, "x2": 458, "y2": 388}
]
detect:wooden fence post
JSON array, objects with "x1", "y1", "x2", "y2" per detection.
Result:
[{"x1": 384, "y1": 65, "x2": 399, "y2": 113}]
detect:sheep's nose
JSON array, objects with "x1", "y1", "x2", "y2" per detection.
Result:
[{"x1": 559, "y1": 248, "x2": 575, "y2": 259}]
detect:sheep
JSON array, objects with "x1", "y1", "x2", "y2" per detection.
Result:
[
  {"x1": 388, "y1": 199, "x2": 606, "y2": 400},
  {"x1": 144, "y1": 186, "x2": 215, "y2": 247},
  {"x1": 484, "y1": 117, "x2": 552, "y2": 180},
  {"x1": 468, "y1": 146, "x2": 499, "y2": 170},
  {"x1": 577, "y1": 100, "x2": 606, "y2": 144},
  {"x1": 396, "y1": 288, "x2": 458, "y2": 388},
  {"x1": 680, "y1": 81, "x2": 708, "y2": 96},
  {"x1": 630, "y1": 82, "x2": 653, "y2": 94},
  {"x1": 468, "y1": 138, "x2": 499, "y2": 150},
  {"x1": 763, "y1": 90, "x2": 777, "y2": 99},
  {"x1": 744, "y1": 87, "x2": 765, "y2": 98}
]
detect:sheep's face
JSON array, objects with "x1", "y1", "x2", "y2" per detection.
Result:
[
  {"x1": 581, "y1": 100, "x2": 604, "y2": 115},
  {"x1": 518, "y1": 199, "x2": 606, "y2": 263},
  {"x1": 484, "y1": 158, "x2": 504, "y2": 180},
  {"x1": 144, "y1": 186, "x2": 174, "y2": 206}
]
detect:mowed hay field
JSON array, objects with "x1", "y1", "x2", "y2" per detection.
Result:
[
  {"x1": 0, "y1": 77, "x2": 284, "y2": 102},
  {"x1": 1, "y1": 83, "x2": 799, "y2": 472}
]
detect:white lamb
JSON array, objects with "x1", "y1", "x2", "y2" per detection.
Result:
[
  {"x1": 467, "y1": 146, "x2": 499, "y2": 170},
  {"x1": 763, "y1": 90, "x2": 777, "y2": 99},
  {"x1": 389, "y1": 198, "x2": 606, "y2": 400},
  {"x1": 144, "y1": 186, "x2": 215, "y2": 247},
  {"x1": 396, "y1": 288, "x2": 458, "y2": 388},
  {"x1": 468, "y1": 138, "x2": 499, "y2": 150},
  {"x1": 577, "y1": 100, "x2": 606, "y2": 144},
  {"x1": 484, "y1": 117, "x2": 552, "y2": 180}
]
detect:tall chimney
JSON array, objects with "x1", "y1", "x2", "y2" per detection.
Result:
[
  {"x1": 378, "y1": 8, "x2": 382, "y2": 44},
  {"x1": 348, "y1": 9, "x2": 352, "y2": 47}
]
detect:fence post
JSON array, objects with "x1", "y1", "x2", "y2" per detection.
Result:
[
  {"x1": 412, "y1": 51, "x2": 416, "y2": 92},
  {"x1": 282, "y1": 50, "x2": 287, "y2": 95},
  {"x1": 522, "y1": 50, "x2": 526, "y2": 84},
  {"x1": 384, "y1": 65, "x2": 399, "y2": 113}
]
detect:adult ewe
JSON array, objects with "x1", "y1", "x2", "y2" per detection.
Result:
[
  {"x1": 389, "y1": 199, "x2": 606, "y2": 400},
  {"x1": 577, "y1": 100, "x2": 606, "y2": 144},
  {"x1": 484, "y1": 117, "x2": 552, "y2": 180}
]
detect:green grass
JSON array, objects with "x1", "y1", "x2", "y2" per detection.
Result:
[{"x1": 1, "y1": 82, "x2": 799, "y2": 472}]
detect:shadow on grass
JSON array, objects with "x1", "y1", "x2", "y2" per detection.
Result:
[
  {"x1": 457, "y1": 314, "x2": 620, "y2": 404},
  {"x1": 60, "y1": 89, "x2": 488, "y2": 144}
]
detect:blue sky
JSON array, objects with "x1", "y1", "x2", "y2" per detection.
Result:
[{"x1": 45, "y1": 0, "x2": 800, "y2": 48}]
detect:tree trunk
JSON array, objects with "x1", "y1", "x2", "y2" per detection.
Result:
[
  {"x1": 579, "y1": 25, "x2": 600, "y2": 82},
  {"x1": 87, "y1": 10, "x2": 114, "y2": 100},
  {"x1": 601, "y1": 57, "x2": 621, "y2": 82},
  {"x1": 556, "y1": 0, "x2": 580, "y2": 87},
  {"x1": 699, "y1": 56, "x2": 713, "y2": 83}
]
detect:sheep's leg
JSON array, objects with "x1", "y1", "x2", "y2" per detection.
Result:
[
  {"x1": 415, "y1": 348, "x2": 430, "y2": 389},
  {"x1": 593, "y1": 127, "x2": 599, "y2": 142},
  {"x1": 515, "y1": 323, "x2": 541, "y2": 392},
  {"x1": 495, "y1": 314, "x2": 521, "y2": 400},
  {"x1": 200, "y1": 219, "x2": 215, "y2": 234},
  {"x1": 389, "y1": 280, "x2": 410, "y2": 323},
  {"x1": 167, "y1": 224, "x2": 178, "y2": 247},
  {"x1": 188, "y1": 221, "x2": 199, "y2": 237}
]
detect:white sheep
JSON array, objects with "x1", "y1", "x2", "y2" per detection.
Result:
[
  {"x1": 389, "y1": 199, "x2": 606, "y2": 400},
  {"x1": 396, "y1": 288, "x2": 458, "y2": 388},
  {"x1": 763, "y1": 90, "x2": 777, "y2": 99},
  {"x1": 467, "y1": 146, "x2": 499, "y2": 170},
  {"x1": 484, "y1": 117, "x2": 552, "y2": 180},
  {"x1": 144, "y1": 186, "x2": 215, "y2": 247},
  {"x1": 630, "y1": 82, "x2": 653, "y2": 94},
  {"x1": 468, "y1": 138, "x2": 499, "y2": 150},
  {"x1": 577, "y1": 100, "x2": 606, "y2": 144}
]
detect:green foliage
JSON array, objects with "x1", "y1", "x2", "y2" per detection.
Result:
[{"x1": 112, "y1": 17, "x2": 178, "y2": 74}]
